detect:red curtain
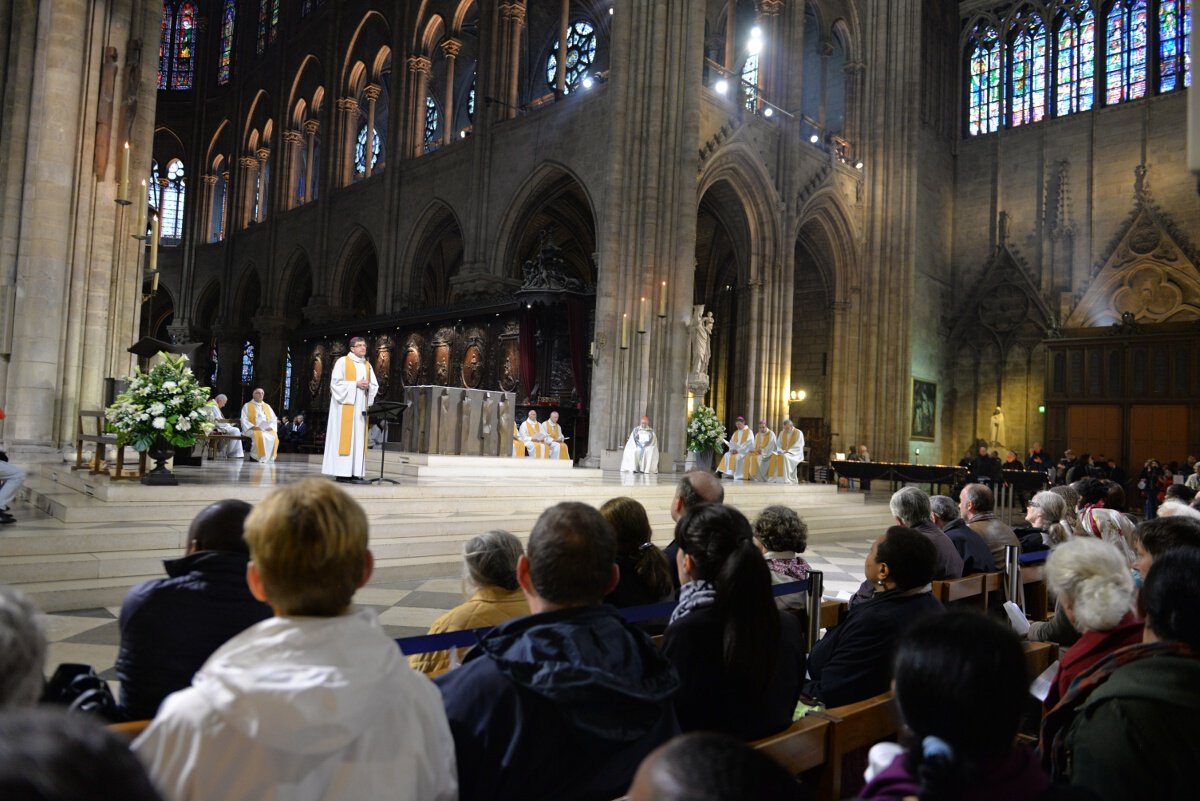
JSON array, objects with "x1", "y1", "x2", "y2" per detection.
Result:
[
  {"x1": 566, "y1": 298, "x2": 588, "y2": 409},
  {"x1": 519, "y1": 306, "x2": 537, "y2": 400}
]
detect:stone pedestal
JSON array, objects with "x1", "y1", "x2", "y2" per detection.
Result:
[{"x1": 403, "y1": 386, "x2": 515, "y2": 456}]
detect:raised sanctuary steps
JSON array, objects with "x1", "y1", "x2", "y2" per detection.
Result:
[{"x1": 3, "y1": 459, "x2": 895, "y2": 611}]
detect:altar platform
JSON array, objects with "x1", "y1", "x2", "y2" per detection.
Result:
[{"x1": 0, "y1": 454, "x2": 896, "y2": 613}]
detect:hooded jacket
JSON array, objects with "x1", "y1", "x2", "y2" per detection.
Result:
[
  {"x1": 134, "y1": 609, "x2": 457, "y2": 801},
  {"x1": 436, "y1": 604, "x2": 679, "y2": 801}
]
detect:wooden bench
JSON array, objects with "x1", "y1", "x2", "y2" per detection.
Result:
[
  {"x1": 932, "y1": 574, "x2": 986, "y2": 610},
  {"x1": 753, "y1": 714, "x2": 830, "y2": 776},
  {"x1": 820, "y1": 599, "x2": 848, "y2": 630},
  {"x1": 74, "y1": 410, "x2": 145, "y2": 480},
  {"x1": 812, "y1": 692, "x2": 902, "y2": 801},
  {"x1": 1020, "y1": 565, "x2": 1048, "y2": 620},
  {"x1": 107, "y1": 718, "x2": 151, "y2": 743},
  {"x1": 1023, "y1": 640, "x2": 1058, "y2": 678}
]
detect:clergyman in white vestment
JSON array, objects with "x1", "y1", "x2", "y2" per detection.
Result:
[
  {"x1": 519, "y1": 410, "x2": 550, "y2": 459},
  {"x1": 202, "y1": 394, "x2": 243, "y2": 458},
  {"x1": 620, "y1": 416, "x2": 659, "y2": 474},
  {"x1": 543, "y1": 410, "x2": 570, "y2": 460},
  {"x1": 717, "y1": 417, "x2": 754, "y2": 479},
  {"x1": 240, "y1": 388, "x2": 279, "y2": 463},
  {"x1": 322, "y1": 337, "x2": 379, "y2": 481},
  {"x1": 751, "y1": 420, "x2": 779, "y2": 482},
  {"x1": 766, "y1": 419, "x2": 805, "y2": 484}
]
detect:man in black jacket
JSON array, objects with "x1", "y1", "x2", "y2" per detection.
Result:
[
  {"x1": 114, "y1": 499, "x2": 271, "y2": 721},
  {"x1": 930, "y1": 494, "x2": 996, "y2": 575}
]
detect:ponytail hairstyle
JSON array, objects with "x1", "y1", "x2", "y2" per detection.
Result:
[
  {"x1": 1029, "y1": 490, "x2": 1072, "y2": 547},
  {"x1": 893, "y1": 612, "x2": 1027, "y2": 801},
  {"x1": 600, "y1": 496, "x2": 673, "y2": 601},
  {"x1": 674, "y1": 504, "x2": 780, "y2": 691}
]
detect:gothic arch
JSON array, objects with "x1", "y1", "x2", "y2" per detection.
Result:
[
  {"x1": 152, "y1": 126, "x2": 186, "y2": 164},
  {"x1": 494, "y1": 163, "x2": 599, "y2": 286},
  {"x1": 331, "y1": 227, "x2": 379, "y2": 319},
  {"x1": 232, "y1": 265, "x2": 263, "y2": 326},
  {"x1": 341, "y1": 11, "x2": 392, "y2": 94},
  {"x1": 795, "y1": 189, "x2": 861, "y2": 305},
  {"x1": 243, "y1": 90, "x2": 273, "y2": 151},
  {"x1": 697, "y1": 146, "x2": 781, "y2": 282},
  {"x1": 193, "y1": 279, "x2": 221, "y2": 329},
  {"x1": 205, "y1": 119, "x2": 232, "y2": 166},
  {"x1": 277, "y1": 247, "x2": 314, "y2": 322},
  {"x1": 288, "y1": 55, "x2": 325, "y2": 127},
  {"x1": 399, "y1": 199, "x2": 465, "y2": 308}
]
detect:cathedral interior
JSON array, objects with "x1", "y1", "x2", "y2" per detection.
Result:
[{"x1": 2, "y1": 0, "x2": 1197, "y2": 473}]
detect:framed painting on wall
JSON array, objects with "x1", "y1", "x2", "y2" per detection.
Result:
[{"x1": 911, "y1": 378, "x2": 936, "y2": 441}]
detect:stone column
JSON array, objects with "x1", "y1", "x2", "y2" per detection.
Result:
[
  {"x1": 200, "y1": 174, "x2": 217, "y2": 243},
  {"x1": 302, "y1": 119, "x2": 319, "y2": 203},
  {"x1": 362, "y1": 84, "x2": 380, "y2": 174},
  {"x1": 280, "y1": 130, "x2": 302, "y2": 209},
  {"x1": 212, "y1": 324, "x2": 247, "y2": 403},
  {"x1": 254, "y1": 148, "x2": 270, "y2": 222},
  {"x1": 842, "y1": 61, "x2": 865, "y2": 154},
  {"x1": 498, "y1": 3, "x2": 525, "y2": 118},
  {"x1": 587, "y1": 0, "x2": 705, "y2": 469},
  {"x1": 406, "y1": 57, "x2": 431, "y2": 157},
  {"x1": 335, "y1": 97, "x2": 358, "y2": 186},
  {"x1": 758, "y1": 0, "x2": 784, "y2": 104},
  {"x1": 555, "y1": 0, "x2": 570, "y2": 96},
  {"x1": 724, "y1": 0, "x2": 737, "y2": 71},
  {"x1": 251, "y1": 314, "x2": 291, "y2": 408},
  {"x1": 440, "y1": 41, "x2": 461, "y2": 145},
  {"x1": 237, "y1": 156, "x2": 258, "y2": 228}
]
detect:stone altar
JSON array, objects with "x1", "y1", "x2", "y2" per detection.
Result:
[{"x1": 402, "y1": 386, "x2": 517, "y2": 456}]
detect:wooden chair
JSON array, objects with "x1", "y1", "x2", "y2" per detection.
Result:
[
  {"x1": 819, "y1": 600, "x2": 848, "y2": 630},
  {"x1": 107, "y1": 719, "x2": 152, "y2": 743},
  {"x1": 813, "y1": 692, "x2": 901, "y2": 801},
  {"x1": 74, "y1": 411, "x2": 116, "y2": 475},
  {"x1": 931, "y1": 574, "x2": 986, "y2": 610},
  {"x1": 753, "y1": 715, "x2": 830, "y2": 776}
]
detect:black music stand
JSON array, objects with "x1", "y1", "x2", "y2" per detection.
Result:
[{"x1": 365, "y1": 401, "x2": 409, "y2": 485}]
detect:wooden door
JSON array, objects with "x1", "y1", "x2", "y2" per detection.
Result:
[
  {"x1": 1129, "y1": 405, "x2": 1189, "y2": 472},
  {"x1": 1065, "y1": 405, "x2": 1122, "y2": 463}
]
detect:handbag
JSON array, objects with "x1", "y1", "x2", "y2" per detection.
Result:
[{"x1": 42, "y1": 663, "x2": 118, "y2": 721}]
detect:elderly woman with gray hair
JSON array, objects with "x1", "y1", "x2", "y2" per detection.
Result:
[
  {"x1": 1041, "y1": 537, "x2": 1140, "y2": 711},
  {"x1": 409, "y1": 530, "x2": 529, "y2": 677},
  {"x1": 1018, "y1": 490, "x2": 1074, "y2": 553},
  {"x1": 752, "y1": 505, "x2": 811, "y2": 611},
  {"x1": 0, "y1": 584, "x2": 46, "y2": 708}
]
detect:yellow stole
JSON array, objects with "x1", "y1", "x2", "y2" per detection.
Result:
[
  {"x1": 246, "y1": 402, "x2": 274, "y2": 457},
  {"x1": 339, "y1": 356, "x2": 372, "y2": 456},
  {"x1": 780, "y1": 429, "x2": 799, "y2": 450},
  {"x1": 755, "y1": 431, "x2": 773, "y2": 449}
]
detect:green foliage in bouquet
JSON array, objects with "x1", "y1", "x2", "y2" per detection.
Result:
[
  {"x1": 687, "y1": 405, "x2": 727, "y2": 453},
  {"x1": 106, "y1": 352, "x2": 215, "y2": 452}
]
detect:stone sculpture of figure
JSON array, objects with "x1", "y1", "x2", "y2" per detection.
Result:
[
  {"x1": 416, "y1": 388, "x2": 428, "y2": 452},
  {"x1": 434, "y1": 343, "x2": 451, "y2": 385},
  {"x1": 500, "y1": 345, "x2": 518, "y2": 392},
  {"x1": 309, "y1": 350, "x2": 324, "y2": 396},
  {"x1": 458, "y1": 392, "x2": 474, "y2": 455},
  {"x1": 438, "y1": 389, "x2": 453, "y2": 454},
  {"x1": 479, "y1": 393, "x2": 497, "y2": 454},
  {"x1": 991, "y1": 406, "x2": 1005, "y2": 448},
  {"x1": 403, "y1": 346, "x2": 421, "y2": 386},
  {"x1": 689, "y1": 305, "x2": 714, "y2": 376},
  {"x1": 462, "y1": 344, "x2": 483, "y2": 388},
  {"x1": 497, "y1": 395, "x2": 512, "y2": 457}
]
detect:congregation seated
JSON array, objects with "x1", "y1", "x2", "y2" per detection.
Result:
[
  {"x1": 409, "y1": 530, "x2": 529, "y2": 677},
  {"x1": 600, "y1": 497, "x2": 674, "y2": 610},
  {"x1": 627, "y1": 732, "x2": 803, "y2": 801},
  {"x1": 115, "y1": 500, "x2": 271, "y2": 721},
  {"x1": 1048, "y1": 484, "x2": 1084, "y2": 538},
  {"x1": 1040, "y1": 538, "x2": 1141, "y2": 711},
  {"x1": 1015, "y1": 490, "x2": 1074, "y2": 554},
  {"x1": 133, "y1": 479, "x2": 457, "y2": 801},
  {"x1": 663, "y1": 504, "x2": 806, "y2": 740},
  {"x1": 0, "y1": 584, "x2": 45, "y2": 709},
  {"x1": 805, "y1": 527, "x2": 942, "y2": 708},
  {"x1": 929, "y1": 494, "x2": 995, "y2": 575},
  {"x1": 852, "y1": 488, "x2": 961, "y2": 607},
  {"x1": 663, "y1": 471, "x2": 725, "y2": 590},
  {"x1": 960, "y1": 483, "x2": 1019, "y2": 568},
  {"x1": 0, "y1": 708, "x2": 164, "y2": 801},
  {"x1": 857, "y1": 612, "x2": 1072, "y2": 801},
  {"x1": 752, "y1": 505, "x2": 811, "y2": 611},
  {"x1": 1130, "y1": 515, "x2": 1200, "y2": 581},
  {"x1": 1042, "y1": 548, "x2": 1200, "y2": 801},
  {"x1": 435, "y1": 502, "x2": 679, "y2": 801}
]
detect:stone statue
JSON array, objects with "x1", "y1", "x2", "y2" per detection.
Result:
[
  {"x1": 462, "y1": 344, "x2": 483, "y2": 388},
  {"x1": 689, "y1": 305, "x2": 714, "y2": 376},
  {"x1": 480, "y1": 392, "x2": 497, "y2": 454},
  {"x1": 458, "y1": 392, "x2": 474, "y2": 455},
  {"x1": 991, "y1": 406, "x2": 1005, "y2": 448},
  {"x1": 497, "y1": 394, "x2": 512, "y2": 457},
  {"x1": 438, "y1": 389, "x2": 453, "y2": 454}
]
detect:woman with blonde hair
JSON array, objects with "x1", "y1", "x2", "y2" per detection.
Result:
[{"x1": 409, "y1": 530, "x2": 528, "y2": 677}]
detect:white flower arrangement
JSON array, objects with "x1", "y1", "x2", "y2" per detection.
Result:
[
  {"x1": 687, "y1": 405, "x2": 727, "y2": 453},
  {"x1": 106, "y1": 352, "x2": 215, "y2": 452}
]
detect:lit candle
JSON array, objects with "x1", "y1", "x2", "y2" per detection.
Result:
[
  {"x1": 133, "y1": 180, "x2": 147, "y2": 238},
  {"x1": 620, "y1": 313, "x2": 629, "y2": 349},
  {"x1": 589, "y1": 341, "x2": 595, "y2": 358},
  {"x1": 149, "y1": 214, "x2": 160, "y2": 272},
  {"x1": 151, "y1": 271, "x2": 160, "y2": 292},
  {"x1": 658, "y1": 280, "x2": 667, "y2": 317},
  {"x1": 638, "y1": 297, "x2": 647, "y2": 333},
  {"x1": 117, "y1": 141, "x2": 130, "y2": 204}
]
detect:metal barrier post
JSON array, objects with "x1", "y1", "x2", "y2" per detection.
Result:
[
  {"x1": 807, "y1": 570, "x2": 824, "y2": 649},
  {"x1": 1005, "y1": 544, "x2": 1024, "y2": 613}
]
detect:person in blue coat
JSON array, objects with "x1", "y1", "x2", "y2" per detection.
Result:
[
  {"x1": 436, "y1": 502, "x2": 679, "y2": 801},
  {"x1": 804, "y1": 526, "x2": 943, "y2": 708}
]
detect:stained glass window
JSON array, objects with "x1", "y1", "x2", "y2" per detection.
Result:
[
  {"x1": 257, "y1": 0, "x2": 268, "y2": 54},
  {"x1": 161, "y1": 159, "x2": 186, "y2": 242},
  {"x1": 355, "y1": 125, "x2": 381, "y2": 175},
  {"x1": 302, "y1": 0, "x2": 313, "y2": 15},
  {"x1": 148, "y1": 160, "x2": 161, "y2": 211},
  {"x1": 424, "y1": 95, "x2": 439, "y2": 148},
  {"x1": 1055, "y1": 6, "x2": 1096, "y2": 115},
  {"x1": 1160, "y1": 0, "x2": 1192, "y2": 92},
  {"x1": 1010, "y1": 13, "x2": 1047, "y2": 125},
  {"x1": 210, "y1": 343, "x2": 218, "y2": 386},
  {"x1": 545, "y1": 20, "x2": 598, "y2": 95},
  {"x1": 270, "y1": 0, "x2": 280, "y2": 43},
  {"x1": 1105, "y1": 0, "x2": 1149, "y2": 104},
  {"x1": 468, "y1": 74, "x2": 477, "y2": 122},
  {"x1": 282, "y1": 348, "x2": 293, "y2": 410},
  {"x1": 218, "y1": 0, "x2": 235, "y2": 85},
  {"x1": 967, "y1": 25, "x2": 1002, "y2": 135},
  {"x1": 742, "y1": 53, "x2": 760, "y2": 112},
  {"x1": 211, "y1": 157, "x2": 228, "y2": 242},
  {"x1": 241, "y1": 341, "x2": 255, "y2": 385},
  {"x1": 158, "y1": 2, "x2": 195, "y2": 90}
]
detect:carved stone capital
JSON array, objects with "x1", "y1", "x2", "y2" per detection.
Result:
[
  {"x1": 757, "y1": 0, "x2": 785, "y2": 15},
  {"x1": 282, "y1": 129, "x2": 303, "y2": 145},
  {"x1": 363, "y1": 83, "x2": 382, "y2": 103},
  {"x1": 499, "y1": 2, "x2": 526, "y2": 24},
  {"x1": 441, "y1": 38, "x2": 463, "y2": 59},
  {"x1": 201, "y1": 174, "x2": 218, "y2": 186},
  {"x1": 303, "y1": 119, "x2": 321, "y2": 135},
  {"x1": 407, "y1": 56, "x2": 432, "y2": 75},
  {"x1": 336, "y1": 97, "x2": 359, "y2": 113},
  {"x1": 255, "y1": 147, "x2": 270, "y2": 161},
  {"x1": 238, "y1": 156, "x2": 258, "y2": 169}
]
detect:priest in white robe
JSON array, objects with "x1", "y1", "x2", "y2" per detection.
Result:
[
  {"x1": 766, "y1": 419, "x2": 805, "y2": 484},
  {"x1": 519, "y1": 410, "x2": 550, "y2": 459},
  {"x1": 717, "y1": 416, "x2": 754, "y2": 479},
  {"x1": 543, "y1": 410, "x2": 570, "y2": 460},
  {"x1": 751, "y1": 420, "x2": 779, "y2": 482},
  {"x1": 200, "y1": 394, "x2": 243, "y2": 458},
  {"x1": 240, "y1": 388, "x2": 279, "y2": 463},
  {"x1": 322, "y1": 337, "x2": 379, "y2": 481},
  {"x1": 620, "y1": 416, "x2": 659, "y2": 474}
]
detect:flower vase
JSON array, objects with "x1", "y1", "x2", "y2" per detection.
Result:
[
  {"x1": 142, "y1": 435, "x2": 179, "y2": 486},
  {"x1": 685, "y1": 450, "x2": 714, "y2": 472}
]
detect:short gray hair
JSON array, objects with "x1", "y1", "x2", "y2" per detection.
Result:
[
  {"x1": 463, "y1": 530, "x2": 524, "y2": 593},
  {"x1": 215, "y1": 394, "x2": 228, "y2": 403},
  {"x1": 890, "y1": 487, "x2": 931, "y2": 528},
  {"x1": 929, "y1": 495, "x2": 959, "y2": 523},
  {"x1": 1045, "y1": 538, "x2": 1135, "y2": 632},
  {"x1": 962, "y1": 483, "x2": 994, "y2": 514},
  {"x1": 753, "y1": 506, "x2": 808, "y2": 553},
  {"x1": 0, "y1": 585, "x2": 46, "y2": 708}
]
